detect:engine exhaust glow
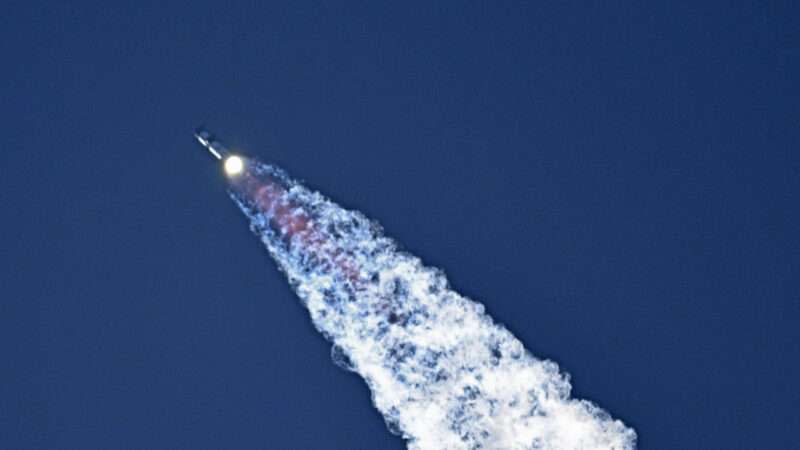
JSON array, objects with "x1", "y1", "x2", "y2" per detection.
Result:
[{"x1": 224, "y1": 155, "x2": 244, "y2": 176}]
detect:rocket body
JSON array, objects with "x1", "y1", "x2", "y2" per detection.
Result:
[{"x1": 194, "y1": 127, "x2": 229, "y2": 160}]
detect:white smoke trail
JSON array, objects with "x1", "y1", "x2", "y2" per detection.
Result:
[{"x1": 230, "y1": 161, "x2": 636, "y2": 450}]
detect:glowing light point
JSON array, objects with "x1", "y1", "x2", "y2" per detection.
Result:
[{"x1": 224, "y1": 155, "x2": 244, "y2": 176}]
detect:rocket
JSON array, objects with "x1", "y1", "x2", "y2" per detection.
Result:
[
  {"x1": 194, "y1": 126, "x2": 230, "y2": 160},
  {"x1": 194, "y1": 127, "x2": 244, "y2": 176}
]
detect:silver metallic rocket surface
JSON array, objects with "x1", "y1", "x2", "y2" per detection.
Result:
[{"x1": 194, "y1": 126, "x2": 229, "y2": 160}]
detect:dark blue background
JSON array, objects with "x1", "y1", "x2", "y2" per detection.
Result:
[{"x1": 2, "y1": 2, "x2": 798, "y2": 449}]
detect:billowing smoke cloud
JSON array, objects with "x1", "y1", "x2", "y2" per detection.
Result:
[{"x1": 228, "y1": 160, "x2": 636, "y2": 450}]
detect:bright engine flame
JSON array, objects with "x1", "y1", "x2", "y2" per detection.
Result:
[{"x1": 224, "y1": 155, "x2": 244, "y2": 176}]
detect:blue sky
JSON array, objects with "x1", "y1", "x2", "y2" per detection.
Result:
[{"x1": 1, "y1": 1, "x2": 798, "y2": 449}]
